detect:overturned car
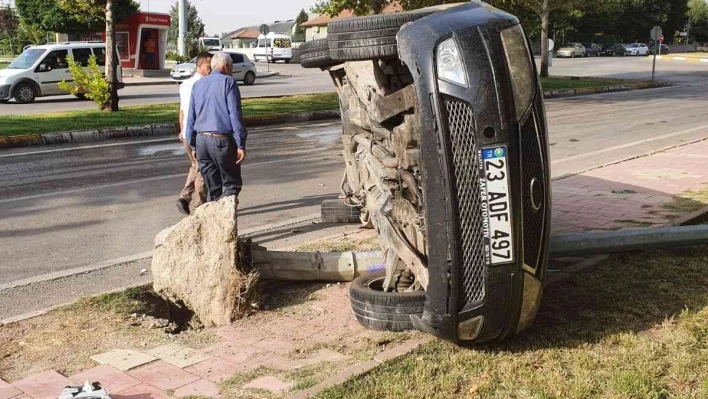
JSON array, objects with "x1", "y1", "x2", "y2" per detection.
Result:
[{"x1": 300, "y1": 1, "x2": 550, "y2": 343}]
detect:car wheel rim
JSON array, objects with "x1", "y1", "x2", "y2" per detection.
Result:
[{"x1": 19, "y1": 87, "x2": 33, "y2": 102}]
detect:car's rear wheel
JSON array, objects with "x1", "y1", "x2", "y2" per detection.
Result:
[
  {"x1": 13, "y1": 83, "x2": 37, "y2": 104},
  {"x1": 328, "y1": 9, "x2": 435, "y2": 61},
  {"x1": 243, "y1": 71, "x2": 256, "y2": 85},
  {"x1": 299, "y1": 38, "x2": 340, "y2": 69},
  {"x1": 350, "y1": 271, "x2": 425, "y2": 332}
]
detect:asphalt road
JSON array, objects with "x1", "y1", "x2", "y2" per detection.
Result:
[{"x1": 1, "y1": 60, "x2": 708, "y2": 286}]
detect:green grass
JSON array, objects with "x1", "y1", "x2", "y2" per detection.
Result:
[
  {"x1": 316, "y1": 246, "x2": 708, "y2": 399},
  {"x1": 541, "y1": 77, "x2": 636, "y2": 91},
  {"x1": 0, "y1": 92, "x2": 339, "y2": 137}
]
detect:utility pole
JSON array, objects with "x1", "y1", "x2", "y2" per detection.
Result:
[{"x1": 178, "y1": 0, "x2": 187, "y2": 56}]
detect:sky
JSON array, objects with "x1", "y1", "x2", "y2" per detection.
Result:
[{"x1": 137, "y1": 0, "x2": 318, "y2": 35}]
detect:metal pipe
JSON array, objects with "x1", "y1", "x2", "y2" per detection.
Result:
[
  {"x1": 253, "y1": 250, "x2": 385, "y2": 281},
  {"x1": 549, "y1": 225, "x2": 708, "y2": 258}
]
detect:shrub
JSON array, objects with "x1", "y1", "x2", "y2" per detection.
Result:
[
  {"x1": 166, "y1": 50, "x2": 191, "y2": 63},
  {"x1": 59, "y1": 55, "x2": 110, "y2": 110}
]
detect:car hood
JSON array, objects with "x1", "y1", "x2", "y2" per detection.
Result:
[
  {"x1": 0, "y1": 68, "x2": 25, "y2": 81},
  {"x1": 172, "y1": 63, "x2": 196, "y2": 71}
]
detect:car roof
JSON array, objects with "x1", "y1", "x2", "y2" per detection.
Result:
[{"x1": 28, "y1": 42, "x2": 106, "y2": 51}]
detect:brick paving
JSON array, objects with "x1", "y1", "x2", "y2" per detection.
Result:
[{"x1": 4, "y1": 140, "x2": 708, "y2": 398}]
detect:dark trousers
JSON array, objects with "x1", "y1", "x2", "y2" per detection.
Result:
[{"x1": 196, "y1": 133, "x2": 242, "y2": 202}]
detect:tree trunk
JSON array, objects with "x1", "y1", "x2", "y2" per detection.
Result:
[
  {"x1": 105, "y1": 0, "x2": 119, "y2": 111},
  {"x1": 540, "y1": 8, "x2": 550, "y2": 78}
]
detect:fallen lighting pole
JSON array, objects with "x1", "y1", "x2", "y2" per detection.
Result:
[{"x1": 549, "y1": 225, "x2": 708, "y2": 258}]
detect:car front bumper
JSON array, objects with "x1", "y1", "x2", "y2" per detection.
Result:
[
  {"x1": 0, "y1": 84, "x2": 10, "y2": 100},
  {"x1": 397, "y1": 3, "x2": 551, "y2": 343}
]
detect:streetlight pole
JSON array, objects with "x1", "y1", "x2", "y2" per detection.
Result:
[{"x1": 178, "y1": 0, "x2": 187, "y2": 56}]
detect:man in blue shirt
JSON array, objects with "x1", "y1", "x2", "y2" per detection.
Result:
[{"x1": 185, "y1": 52, "x2": 247, "y2": 201}]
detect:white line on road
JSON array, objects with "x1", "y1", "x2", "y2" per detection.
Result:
[{"x1": 551, "y1": 123, "x2": 708, "y2": 165}]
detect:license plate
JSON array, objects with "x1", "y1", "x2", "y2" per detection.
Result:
[{"x1": 479, "y1": 146, "x2": 514, "y2": 265}]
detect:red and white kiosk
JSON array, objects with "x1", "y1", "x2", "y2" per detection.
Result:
[{"x1": 103, "y1": 12, "x2": 171, "y2": 73}]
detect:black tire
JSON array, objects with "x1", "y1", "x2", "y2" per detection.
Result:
[
  {"x1": 350, "y1": 271, "x2": 425, "y2": 332},
  {"x1": 13, "y1": 83, "x2": 37, "y2": 104},
  {"x1": 321, "y1": 199, "x2": 361, "y2": 223},
  {"x1": 243, "y1": 71, "x2": 256, "y2": 85},
  {"x1": 300, "y1": 39, "x2": 340, "y2": 69},
  {"x1": 570, "y1": 52, "x2": 575, "y2": 58},
  {"x1": 284, "y1": 59, "x2": 291, "y2": 64},
  {"x1": 328, "y1": 9, "x2": 435, "y2": 61}
]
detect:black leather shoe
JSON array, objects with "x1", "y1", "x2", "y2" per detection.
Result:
[{"x1": 177, "y1": 198, "x2": 190, "y2": 215}]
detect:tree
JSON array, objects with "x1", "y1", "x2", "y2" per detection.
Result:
[
  {"x1": 312, "y1": 0, "x2": 461, "y2": 16},
  {"x1": 293, "y1": 9, "x2": 309, "y2": 42},
  {"x1": 688, "y1": 0, "x2": 708, "y2": 42},
  {"x1": 16, "y1": 0, "x2": 138, "y2": 34},
  {"x1": 168, "y1": 1, "x2": 205, "y2": 52},
  {"x1": 0, "y1": 6, "x2": 20, "y2": 55}
]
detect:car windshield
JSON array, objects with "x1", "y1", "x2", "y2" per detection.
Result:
[
  {"x1": 583, "y1": 44, "x2": 593, "y2": 48},
  {"x1": 7, "y1": 49, "x2": 45, "y2": 69},
  {"x1": 627, "y1": 44, "x2": 638, "y2": 48},
  {"x1": 202, "y1": 39, "x2": 220, "y2": 46}
]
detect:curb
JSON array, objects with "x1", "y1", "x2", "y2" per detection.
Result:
[
  {"x1": 123, "y1": 72, "x2": 281, "y2": 87},
  {"x1": 0, "y1": 110, "x2": 340, "y2": 150},
  {"x1": 543, "y1": 81, "x2": 667, "y2": 99}
]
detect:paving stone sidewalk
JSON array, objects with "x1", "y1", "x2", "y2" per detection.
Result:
[{"x1": 2, "y1": 139, "x2": 708, "y2": 399}]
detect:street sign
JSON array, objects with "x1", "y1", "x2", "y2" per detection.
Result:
[
  {"x1": 259, "y1": 24, "x2": 269, "y2": 36},
  {"x1": 650, "y1": 26, "x2": 662, "y2": 41},
  {"x1": 659, "y1": 35, "x2": 664, "y2": 43}
]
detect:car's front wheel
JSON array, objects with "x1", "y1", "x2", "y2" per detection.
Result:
[
  {"x1": 13, "y1": 83, "x2": 37, "y2": 104},
  {"x1": 243, "y1": 72, "x2": 256, "y2": 86},
  {"x1": 350, "y1": 271, "x2": 425, "y2": 332}
]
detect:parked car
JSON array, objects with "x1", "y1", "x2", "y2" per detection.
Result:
[
  {"x1": 625, "y1": 43, "x2": 649, "y2": 56},
  {"x1": 556, "y1": 43, "x2": 586, "y2": 58},
  {"x1": 302, "y1": 2, "x2": 551, "y2": 344},
  {"x1": 0, "y1": 42, "x2": 124, "y2": 104},
  {"x1": 583, "y1": 43, "x2": 601, "y2": 57},
  {"x1": 649, "y1": 43, "x2": 670, "y2": 55},
  {"x1": 600, "y1": 43, "x2": 626, "y2": 56},
  {"x1": 170, "y1": 51, "x2": 257, "y2": 85}
]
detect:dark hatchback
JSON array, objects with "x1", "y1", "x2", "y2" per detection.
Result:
[
  {"x1": 398, "y1": 4, "x2": 551, "y2": 343},
  {"x1": 583, "y1": 43, "x2": 601, "y2": 57},
  {"x1": 649, "y1": 44, "x2": 670, "y2": 55},
  {"x1": 601, "y1": 43, "x2": 626, "y2": 56}
]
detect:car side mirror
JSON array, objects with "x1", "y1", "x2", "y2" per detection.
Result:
[{"x1": 38, "y1": 65, "x2": 48, "y2": 72}]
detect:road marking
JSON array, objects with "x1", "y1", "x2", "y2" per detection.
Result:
[{"x1": 552, "y1": 123, "x2": 708, "y2": 165}]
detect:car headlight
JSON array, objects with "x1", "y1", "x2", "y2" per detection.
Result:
[
  {"x1": 436, "y1": 37, "x2": 467, "y2": 87},
  {"x1": 501, "y1": 24, "x2": 535, "y2": 121}
]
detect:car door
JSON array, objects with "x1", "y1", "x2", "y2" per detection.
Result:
[
  {"x1": 35, "y1": 49, "x2": 70, "y2": 96},
  {"x1": 640, "y1": 44, "x2": 648, "y2": 55},
  {"x1": 229, "y1": 53, "x2": 246, "y2": 80},
  {"x1": 575, "y1": 44, "x2": 583, "y2": 56}
]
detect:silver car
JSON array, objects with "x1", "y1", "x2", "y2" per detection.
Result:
[
  {"x1": 556, "y1": 43, "x2": 586, "y2": 58},
  {"x1": 171, "y1": 51, "x2": 257, "y2": 85}
]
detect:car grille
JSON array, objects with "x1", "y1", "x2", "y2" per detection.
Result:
[
  {"x1": 443, "y1": 97, "x2": 486, "y2": 308},
  {"x1": 520, "y1": 113, "x2": 546, "y2": 270}
]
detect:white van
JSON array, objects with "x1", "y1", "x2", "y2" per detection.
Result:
[
  {"x1": 199, "y1": 37, "x2": 222, "y2": 51},
  {"x1": 253, "y1": 33, "x2": 293, "y2": 63},
  {"x1": 0, "y1": 42, "x2": 124, "y2": 104}
]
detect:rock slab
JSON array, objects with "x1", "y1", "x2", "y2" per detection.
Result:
[{"x1": 152, "y1": 195, "x2": 257, "y2": 327}]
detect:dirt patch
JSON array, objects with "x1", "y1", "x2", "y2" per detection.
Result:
[
  {"x1": 295, "y1": 228, "x2": 379, "y2": 252},
  {"x1": 0, "y1": 286, "x2": 219, "y2": 382}
]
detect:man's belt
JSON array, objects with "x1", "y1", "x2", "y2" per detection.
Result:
[{"x1": 199, "y1": 132, "x2": 231, "y2": 138}]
